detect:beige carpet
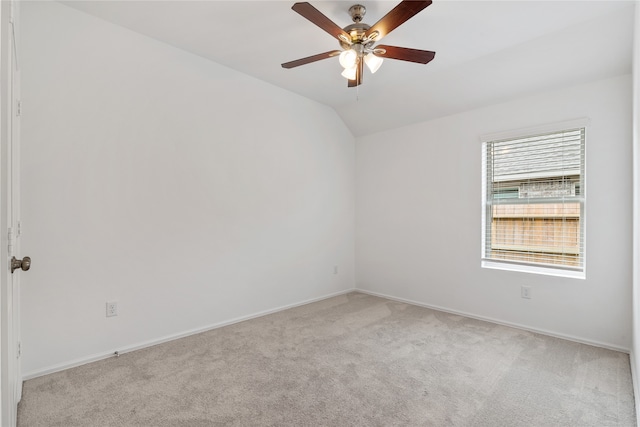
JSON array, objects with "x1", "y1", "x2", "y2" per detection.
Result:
[{"x1": 17, "y1": 292, "x2": 636, "y2": 426}]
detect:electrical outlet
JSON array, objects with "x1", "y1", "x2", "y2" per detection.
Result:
[
  {"x1": 334, "y1": 265, "x2": 338, "y2": 275},
  {"x1": 521, "y1": 286, "x2": 532, "y2": 299},
  {"x1": 106, "y1": 301, "x2": 118, "y2": 317}
]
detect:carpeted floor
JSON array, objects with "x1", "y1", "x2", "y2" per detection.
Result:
[{"x1": 17, "y1": 292, "x2": 636, "y2": 426}]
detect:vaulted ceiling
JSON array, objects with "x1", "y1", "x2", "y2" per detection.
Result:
[{"x1": 61, "y1": 1, "x2": 634, "y2": 137}]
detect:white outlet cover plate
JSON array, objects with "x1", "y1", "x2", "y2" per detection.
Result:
[{"x1": 106, "y1": 301, "x2": 118, "y2": 317}]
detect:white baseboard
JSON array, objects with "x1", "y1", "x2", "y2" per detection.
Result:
[
  {"x1": 22, "y1": 288, "x2": 357, "y2": 380},
  {"x1": 356, "y1": 289, "x2": 631, "y2": 354},
  {"x1": 23, "y1": 286, "x2": 631, "y2": 380}
]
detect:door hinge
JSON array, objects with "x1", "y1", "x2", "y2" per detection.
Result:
[
  {"x1": 17, "y1": 221, "x2": 21, "y2": 237},
  {"x1": 17, "y1": 342, "x2": 21, "y2": 358},
  {"x1": 16, "y1": 100, "x2": 21, "y2": 117}
]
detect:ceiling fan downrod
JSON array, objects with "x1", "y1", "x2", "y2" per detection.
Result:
[{"x1": 348, "y1": 4, "x2": 366, "y2": 23}]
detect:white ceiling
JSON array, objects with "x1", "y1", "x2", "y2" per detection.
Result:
[{"x1": 60, "y1": 0, "x2": 635, "y2": 137}]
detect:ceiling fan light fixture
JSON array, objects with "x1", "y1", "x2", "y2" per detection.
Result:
[
  {"x1": 364, "y1": 54, "x2": 383, "y2": 74},
  {"x1": 341, "y1": 66, "x2": 357, "y2": 80},
  {"x1": 339, "y1": 49, "x2": 358, "y2": 69}
]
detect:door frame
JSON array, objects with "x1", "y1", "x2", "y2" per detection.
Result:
[{"x1": 1, "y1": 0, "x2": 21, "y2": 425}]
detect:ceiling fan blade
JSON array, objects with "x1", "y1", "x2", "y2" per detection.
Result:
[
  {"x1": 374, "y1": 45, "x2": 436, "y2": 64},
  {"x1": 348, "y1": 59, "x2": 364, "y2": 87},
  {"x1": 365, "y1": 1, "x2": 432, "y2": 42},
  {"x1": 282, "y1": 50, "x2": 342, "y2": 69},
  {"x1": 292, "y1": 2, "x2": 351, "y2": 43}
]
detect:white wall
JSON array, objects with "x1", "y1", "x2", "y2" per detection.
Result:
[
  {"x1": 20, "y1": 1, "x2": 355, "y2": 377},
  {"x1": 631, "y1": 0, "x2": 640, "y2": 414},
  {"x1": 356, "y1": 74, "x2": 633, "y2": 350},
  {"x1": 19, "y1": 0, "x2": 633, "y2": 381}
]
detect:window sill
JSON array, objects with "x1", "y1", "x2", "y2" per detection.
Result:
[{"x1": 481, "y1": 260, "x2": 585, "y2": 280}]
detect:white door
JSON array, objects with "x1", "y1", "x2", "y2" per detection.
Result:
[{"x1": 1, "y1": 1, "x2": 23, "y2": 426}]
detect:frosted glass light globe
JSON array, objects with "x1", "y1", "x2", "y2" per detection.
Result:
[
  {"x1": 341, "y1": 66, "x2": 357, "y2": 80},
  {"x1": 339, "y1": 50, "x2": 358, "y2": 69},
  {"x1": 365, "y1": 54, "x2": 383, "y2": 73}
]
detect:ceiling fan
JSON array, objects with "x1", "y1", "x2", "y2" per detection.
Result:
[{"x1": 281, "y1": 1, "x2": 436, "y2": 87}]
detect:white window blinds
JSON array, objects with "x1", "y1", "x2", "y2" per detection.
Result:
[{"x1": 482, "y1": 127, "x2": 585, "y2": 271}]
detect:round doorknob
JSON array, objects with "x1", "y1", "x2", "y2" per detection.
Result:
[{"x1": 11, "y1": 256, "x2": 31, "y2": 273}]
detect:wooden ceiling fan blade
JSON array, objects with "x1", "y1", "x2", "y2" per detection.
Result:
[
  {"x1": 365, "y1": 1, "x2": 432, "y2": 41},
  {"x1": 282, "y1": 50, "x2": 341, "y2": 69},
  {"x1": 347, "y1": 59, "x2": 364, "y2": 87},
  {"x1": 292, "y1": 2, "x2": 351, "y2": 43},
  {"x1": 374, "y1": 45, "x2": 435, "y2": 64}
]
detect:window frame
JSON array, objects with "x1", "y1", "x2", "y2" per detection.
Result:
[{"x1": 480, "y1": 118, "x2": 588, "y2": 279}]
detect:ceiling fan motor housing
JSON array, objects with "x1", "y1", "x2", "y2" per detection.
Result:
[
  {"x1": 340, "y1": 23, "x2": 372, "y2": 50},
  {"x1": 341, "y1": 5, "x2": 381, "y2": 53}
]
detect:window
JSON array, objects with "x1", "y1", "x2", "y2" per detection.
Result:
[{"x1": 482, "y1": 123, "x2": 585, "y2": 277}]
